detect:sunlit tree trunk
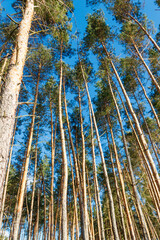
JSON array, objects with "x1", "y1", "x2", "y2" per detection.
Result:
[
  {"x1": 28, "y1": 124, "x2": 39, "y2": 240},
  {"x1": 102, "y1": 44, "x2": 160, "y2": 192},
  {"x1": 49, "y1": 99, "x2": 57, "y2": 240},
  {"x1": 80, "y1": 62, "x2": 120, "y2": 240},
  {"x1": 108, "y1": 76, "x2": 151, "y2": 240},
  {"x1": 106, "y1": 127, "x2": 128, "y2": 240},
  {"x1": 128, "y1": 13, "x2": 160, "y2": 53},
  {"x1": 78, "y1": 88, "x2": 89, "y2": 240},
  {"x1": 42, "y1": 173, "x2": 46, "y2": 240},
  {"x1": 13, "y1": 63, "x2": 41, "y2": 240},
  {"x1": 0, "y1": 0, "x2": 34, "y2": 209},
  {"x1": 131, "y1": 38, "x2": 160, "y2": 93},
  {"x1": 58, "y1": 43, "x2": 68, "y2": 240},
  {"x1": 89, "y1": 107, "x2": 105, "y2": 240},
  {"x1": 134, "y1": 68, "x2": 160, "y2": 129}
]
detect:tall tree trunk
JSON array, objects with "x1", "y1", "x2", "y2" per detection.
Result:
[
  {"x1": 67, "y1": 139, "x2": 79, "y2": 240},
  {"x1": 107, "y1": 75, "x2": 151, "y2": 240},
  {"x1": 0, "y1": 105, "x2": 19, "y2": 229},
  {"x1": 78, "y1": 88, "x2": 89, "y2": 240},
  {"x1": 134, "y1": 68, "x2": 160, "y2": 129},
  {"x1": 63, "y1": 80, "x2": 86, "y2": 239},
  {"x1": 33, "y1": 188, "x2": 40, "y2": 240},
  {"x1": 115, "y1": 84, "x2": 160, "y2": 215},
  {"x1": 86, "y1": 167, "x2": 95, "y2": 240},
  {"x1": 28, "y1": 124, "x2": 40, "y2": 240},
  {"x1": 80, "y1": 62, "x2": 120, "y2": 240},
  {"x1": 102, "y1": 44, "x2": 160, "y2": 192},
  {"x1": 0, "y1": 0, "x2": 34, "y2": 209},
  {"x1": 107, "y1": 114, "x2": 136, "y2": 240},
  {"x1": 58, "y1": 43, "x2": 68, "y2": 240},
  {"x1": 13, "y1": 63, "x2": 41, "y2": 240},
  {"x1": 42, "y1": 173, "x2": 46, "y2": 240},
  {"x1": 134, "y1": 94, "x2": 160, "y2": 167},
  {"x1": 89, "y1": 107, "x2": 105, "y2": 240},
  {"x1": 131, "y1": 38, "x2": 160, "y2": 94},
  {"x1": 128, "y1": 13, "x2": 160, "y2": 53},
  {"x1": 106, "y1": 127, "x2": 128, "y2": 240},
  {"x1": 49, "y1": 99, "x2": 57, "y2": 240}
]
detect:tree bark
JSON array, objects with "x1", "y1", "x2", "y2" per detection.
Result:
[
  {"x1": 58, "y1": 44, "x2": 68, "y2": 240},
  {"x1": 13, "y1": 63, "x2": 41, "y2": 240},
  {"x1": 80, "y1": 62, "x2": 120, "y2": 240},
  {"x1": 102, "y1": 44, "x2": 160, "y2": 192},
  {"x1": 0, "y1": 0, "x2": 34, "y2": 210}
]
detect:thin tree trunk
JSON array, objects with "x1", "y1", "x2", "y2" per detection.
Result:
[
  {"x1": 128, "y1": 13, "x2": 160, "y2": 53},
  {"x1": 86, "y1": 167, "x2": 95, "y2": 240},
  {"x1": 13, "y1": 63, "x2": 41, "y2": 240},
  {"x1": 107, "y1": 75, "x2": 151, "y2": 240},
  {"x1": 80, "y1": 62, "x2": 120, "y2": 240},
  {"x1": 131, "y1": 38, "x2": 160, "y2": 94},
  {"x1": 42, "y1": 173, "x2": 46, "y2": 240},
  {"x1": 107, "y1": 114, "x2": 136, "y2": 240},
  {"x1": 102, "y1": 44, "x2": 160, "y2": 192},
  {"x1": 33, "y1": 188, "x2": 40, "y2": 240},
  {"x1": 63, "y1": 80, "x2": 86, "y2": 239},
  {"x1": 78, "y1": 88, "x2": 89, "y2": 240},
  {"x1": 106, "y1": 127, "x2": 128, "y2": 240},
  {"x1": 89, "y1": 107, "x2": 105, "y2": 240},
  {"x1": 49, "y1": 100, "x2": 57, "y2": 240},
  {"x1": 115, "y1": 84, "x2": 160, "y2": 216},
  {"x1": 134, "y1": 68, "x2": 160, "y2": 129},
  {"x1": 28, "y1": 123, "x2": 40, "y2": 240},
  {"x1": 134, "y1": 94, "x2": 160, "y2": 167},
  {"x1": 0, "y1": 0, "x2": 34, "y2": 209},
  {"x1": 67, "y1": 139, "x2": 79, "y2": 240},
  {"x1": 58, "y1": 43, "x2": 68, "y2": 240}
]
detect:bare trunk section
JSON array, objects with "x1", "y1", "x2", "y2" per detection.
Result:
[
  {"x1": 128, "y1": 14, "x2": 160, "y2": 53},
  {"x1": 107, "y1": 76, "x2": 151, "y2": 240},
  {"x1": 59, "y1": 44, "x2": 68, "y2": 240},
  {"x1": 134, "y1": 94, "x2": 160, "y2": 167},
  {"x1": 42, "y1": 173, "x2": 46, "y2": 240},
  {"x1": 106, "y1": 127, "x2": 128, "y2": 240},
  {"x1": 102, "y1": 44, "x2": 160, "y2": 192},
  {"x1": 0, "y1": 105, "x2": 19, "y2": 229},
  {"x1": 28, "y1": 124, "x2": 40, "y2": 240},
  {"x1": 49, "y1": 100, "x2": 57, "y2": 240},
  {"x1": 63, "y1": 80, "x2": 86, "y2": 239},
  {"x1": 0, "y1": 55, "x2": 8, "y2": 90},
  {"x1": 134, "y1": 68, "x2": 160, "y2": 129},
  {"x1": 89, "y1": 107, "x2": 105, "y2": 240},
  {"x1": 0, "y1": 0, "x2": 34, "y2": 210},
  {"x1": 131, "y1": 38, "x2": 160, "y2": 94},
  {"x1": 78, "y1": 89, "x2": 89, "y2": 240},
  {"x1": 107, "y1": 114, "x2": 136, "y2": 240},
  {"x1": 80, "y1": 62, "x2": 120, "y2": 240},
  {"x1": 13, "y1": 63, "x2": 41, "y2": 240}
]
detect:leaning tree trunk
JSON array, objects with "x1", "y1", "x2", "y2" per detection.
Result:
[
  {"x1": 89, "y1": 107, "x2": 105, "y2": 240},
  {"x1": 128, "y1": 13, "x2": 160, "y2": 53},
  {"x1": 107, "y1": 114, "x2": 136, "y2": 240},
  {"x1": 0, "y1": 105, "x2": 19, "y2": 229},
  {"x1": 59, "y1": 43, "x2": 68, "y2": 240},
  {"x1": 102, "y1": 43, "x2": 160, "y2": 192},
  {"x1": 108, "y1": 76, "x2": 151, "y2": 240},
  {"x1": 78, "y1": 88, "x2": 89, "y2": 240},
  {"x1": 63, "y1": 80, "x2": 86, "y2": 239},
  {"x1": 80, "y1": 62, "x2": 120, "y2": 240},
  {"x1": 134, "y1": 68, "x2": 160, "y2": 129},
  {"x1": 13, "y1": 63, "x2": 41, "y2": 240},
  {"x1": 0, "y1": 0, "x2": 34, "y2": 210},
  {"x1": 28, "y1": 124, "x2": 39, "y2": 240},
  {"x1": 131, "y1": 38, "x2": 160, "y2": 94},
  {"x1": 49, "y1": 99, "x2": 57, "y2": 240}
]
